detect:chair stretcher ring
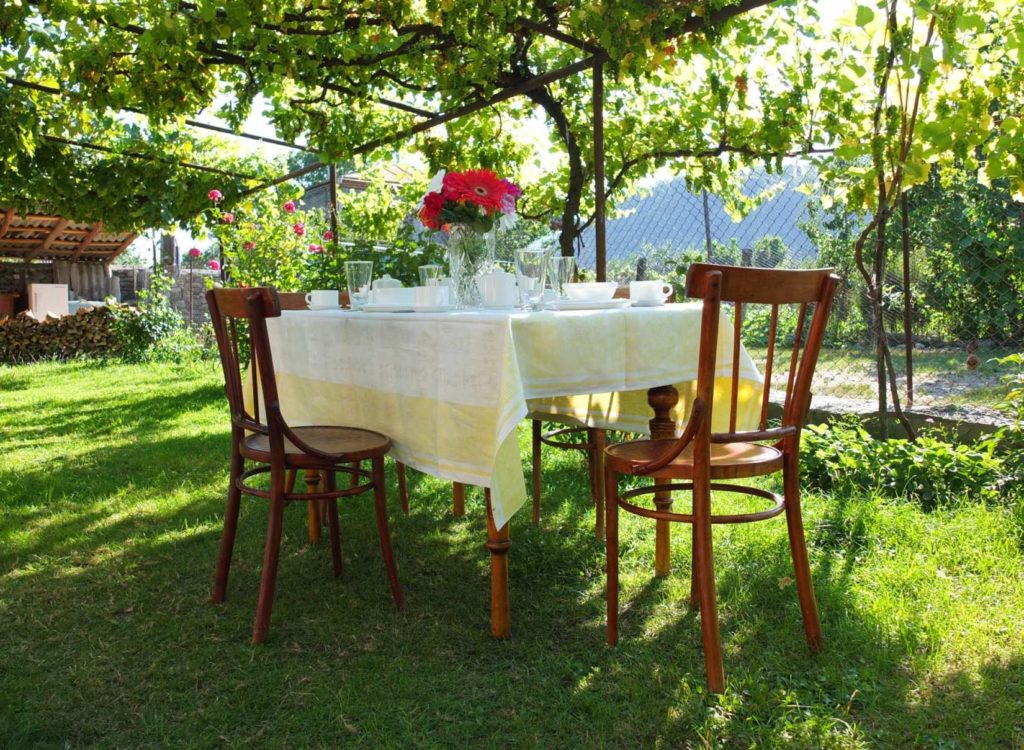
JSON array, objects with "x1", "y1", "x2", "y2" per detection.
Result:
[
  {"x1": 236, "y1": 465, "x2": 375, "y2": 500},
  {"x1": 617, "y1": 482, "x2": 785, "y2": 524}
]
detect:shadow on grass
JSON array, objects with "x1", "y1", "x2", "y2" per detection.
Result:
[{"x1": 2, "y1": 393, "x2": 1021, "y2": 748}]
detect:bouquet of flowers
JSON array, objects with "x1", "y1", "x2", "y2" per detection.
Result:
[{"x1": 418, "y1": 169, "x2": 521, "y2": 233}]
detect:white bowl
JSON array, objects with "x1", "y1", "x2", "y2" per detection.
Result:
[
  {"x1": 371, "y1": 287, "x2": 415, "y2": 306},
  {"x1": 564, "y1": 282, "x2": 618, "y2": 302}
]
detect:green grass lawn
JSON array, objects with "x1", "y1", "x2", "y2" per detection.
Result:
[{"x1": 1, "y1": 361, "x2": 1022, "y2": 748}]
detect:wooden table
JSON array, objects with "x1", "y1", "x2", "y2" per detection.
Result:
[{"x1": 265, "y1": 304, "x2": 761, "y2": 638}]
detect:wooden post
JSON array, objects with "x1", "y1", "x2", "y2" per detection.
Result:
[
  {"x1": 452, "y1": 482, "x2": 466, "y2": 517},
  {"x1": 648, "y1": 385, "x2": 679, "y2": 576},
  {"x1": 593, "y1": 61, "x2": 606, "y2": 282}
]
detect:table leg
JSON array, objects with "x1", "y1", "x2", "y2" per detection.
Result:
[
  {"x1": 452, "y1": 482, "x2": 466, "y2": 517},
  {"x1": 303, "y1": 470, "x2": 321, "y2": 545},
  {"x1": 485, "y1": 488, "x2": 511, "y2": 639},
  {"x1": 648, "y1": 385, "x2": 679, "y2": 577}
]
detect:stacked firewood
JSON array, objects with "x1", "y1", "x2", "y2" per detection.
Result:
[{"x1": 0, "y1": 306, "x2": 124, "y2": 363}]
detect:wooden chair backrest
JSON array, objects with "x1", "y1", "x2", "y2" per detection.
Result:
[
  {"x1": 206, "y1": 287, "x2": 284, "y2": 438},
  {"x1": 685, "y1": 263, "x2": 839, "y2": 444}
]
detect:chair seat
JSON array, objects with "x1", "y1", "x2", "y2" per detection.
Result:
[
  {"x1": 242, "y1": 425, "x2": 391, "y2": 467},
  {"x1": 605, "y1": 438, "x2": 782, "y2": 479}
]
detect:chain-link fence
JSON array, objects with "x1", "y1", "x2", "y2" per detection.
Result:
[{"x1": 579, "y1": 162, "x2": 1024, "y2": 425}]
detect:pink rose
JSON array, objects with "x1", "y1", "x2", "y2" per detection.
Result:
[
  {"x1": 242, "y1": 241, "x2": 256, "y2": 251},
  {"x1": 322, "y1": 230, "x2": 334, "y2": 241},
  {"x1": 207, "y1": 189, "x2": 223, "y2": 202},
  {"x1": 207, "y1": 259, "x2": 221, "y2": 271},
  {"x1": 187, "y1": 247, "x2": 201, "y2": 258},
  {"x1": 283, "y1": 201, "x2": 296, "y2": 213},
  {"x1": 308, "y1": 243, "x2": 324, "y2": 253},
  {"x1": 220, "y1": 212, "x2": 234, "y2": 224},
  {"x1": 293, "y1": 222, "x2": 305, "y2": 237}
]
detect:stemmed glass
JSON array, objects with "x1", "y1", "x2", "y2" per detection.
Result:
[
  {"x1": 549, "y1": 255, "x2": 576, "y2": 299},
  {"x1": 515, "y1": 248, "x2": 552, "y2": 310},
  {"x1": 344, "y1": 261, "x2": 373, "y2": 309}
]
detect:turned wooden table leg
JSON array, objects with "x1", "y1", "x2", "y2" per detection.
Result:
[
  {"x1": 452, "y1": 482, "x2": 466, "y2": 517},
  {"x1": 648, "y1": 385, "x2": 679, "y2": 577},
  {"x1": 303, "y1": 469, "x2": 322, "y2": 545},
  {"x1": 485, "y1": 488, "x2": 511, "y2": 639}
]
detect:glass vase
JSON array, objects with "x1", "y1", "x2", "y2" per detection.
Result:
[{"x1": 445, "y1": 224, "x2": 497, "y2": 308}]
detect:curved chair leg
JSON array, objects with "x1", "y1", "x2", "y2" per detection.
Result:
[
  {"x1": 212, "y1": 438, "x2": 244, "y2": 604},
  {"x1": 783, "y1": 451, "x2": 823, "y2": 651},
  {"x1": 252, "y1": 466, "x2": 288, "y2": 644},
  {"x1": 531, "y1": 419, "x2": 542, "y2": 524},
  {"x1": 689, "y1": 524, "x2": 701, "y2": 609},
  {"x1": 590, "y1": 428, "x2": 606, "y2": 539},
  {"x1": 693, "y1": 470, "x2": 724, "y2": 692},
  {"x1": 372, "y1": 457, "x2": 404, "y2": 610},
  {"x1": 397, "y1": 461, "x2": 409, "y2": 514},
  {"x1": 605, "y1": 465, "x2": 620, "y2": 645},
  {"x1": 324, "y1": 471, "x2": 343, "y2": 577}
]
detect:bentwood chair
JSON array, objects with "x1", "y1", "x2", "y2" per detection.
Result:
[
  {"x1": 530, "y1": 419, "x2": 607, "y2": 536},
  {"x1": 207, "y1": 287, "x2": 404, "y2": 644},
  {"x1": 604, "y1": 263, "x2": 838, "y2": 692}
]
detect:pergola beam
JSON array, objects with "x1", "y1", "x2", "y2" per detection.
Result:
[
  {"x1": 27, "y1": 218, "x2": 69, "y2": 260},
  {"x1": 249, "y1": 53, "x2": 602, "y2": 194},
  {"x1": 74, "y1": 222, "x2": 104, "y2": 259}
]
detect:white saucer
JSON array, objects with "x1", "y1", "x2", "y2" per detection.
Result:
[
  {"x1": 412, "y1": 305, "x2": 453, "y2": 313},
  {"x1": 307, "y1": 304, "x2": 342, "y2": 311},
  {"x1": 361, "y1": 304, "x2": 414, "y2": 313},
  {"x1": 549, "y1": 298, "x2": 631, "y2": 311},
  {"x1": 479, "y1": 304, "x2": 517, "y2": 310},
  {"x1": 631, "y1": 299, "x2": 667, "y2": 307}
]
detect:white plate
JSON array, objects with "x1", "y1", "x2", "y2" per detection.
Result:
[
  {"x1": 361, "y1": 304, "x2": 414, "y2": 313},
  {"x1": 549, "y1": 298, "x2": 631, "y2": 311},
  {"x1": 631, "y1": 299, "x2": 666, "y2": 307},
  {"x1": 479, "y1": 304, "x2": 517, "y2": 311},
  {"x1": 412, "y1": 305, "x2": 453, "y2": 313},
  {"x1": 307, "y1": 304, "x2": 343, "y2": 311}
]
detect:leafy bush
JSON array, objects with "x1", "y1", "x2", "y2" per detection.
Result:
[
  {"x1": 109, "y1": 270, "x2": 214, "y2": 363},
  {"x1": 801, "y1": 416, "x2": 1008, "y2": 509}
]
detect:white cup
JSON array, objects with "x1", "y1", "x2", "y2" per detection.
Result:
[
  {"x1": 476, "y1": 271, "x2": 518, "y2": 308},
  {"x1": 629, "y1": 280, "x2": 673, "y2": 304},
  {"x1": 305, "y1": 289, "x2": 338, "y2": 308},
  {"x1": 413, "y1": 285, "x2": 450, "y2": 308}
]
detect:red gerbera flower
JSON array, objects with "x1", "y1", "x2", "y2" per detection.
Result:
[
  {"x1": 419, "y1": 191, "x2": 445, "y2": 230},
  {"x1": 442, "y1": 169, "x2": 507, "y2": 211}
]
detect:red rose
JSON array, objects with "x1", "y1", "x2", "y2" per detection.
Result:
[
  {"x1": 221, "y1": 212, "x2": 234, "y2": 224},
  {"x1": 293, "y1": 222, "x2": 305, "y2": 236},
  {"x1": 283, "y1": 201, "x2": 296, "y2": 213},
  {"x1": 322, "y1": 230, "x2": 334, "y2": 241}
]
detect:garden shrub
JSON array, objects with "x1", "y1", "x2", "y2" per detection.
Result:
[
  {"x1": 801, "y1": 416, "x2": 1008, "y2": 509},
  {"x1": 109, "y1": 270, "x2": 214, "y2": 364}
]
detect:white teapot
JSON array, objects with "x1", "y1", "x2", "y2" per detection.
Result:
[{"x1": 476, "y1": 269, "x2": 517, "y2": 308}]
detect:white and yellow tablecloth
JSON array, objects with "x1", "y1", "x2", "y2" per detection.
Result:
[{"x1": 265, "y1": 303, "x2": 762, "y2": 528}]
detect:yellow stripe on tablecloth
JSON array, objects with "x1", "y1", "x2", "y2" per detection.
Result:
[{"x1": 272, "y1": 371, "x2": 529, "y2": 526}]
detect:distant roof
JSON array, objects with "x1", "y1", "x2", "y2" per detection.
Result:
[
  {"x1": 578, "y1": 163, "x2": 819, "y2": 269},
  {"x1": 0, "y1": 209, "x2": 137, "y2": 263},
  {"x1": 301, "y1": 164, "x2": 416, "y2": 212}
]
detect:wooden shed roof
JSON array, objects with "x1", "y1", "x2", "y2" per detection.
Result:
[{"x1": 0, "y1": 209, "x2": 136, "y2": 263}]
